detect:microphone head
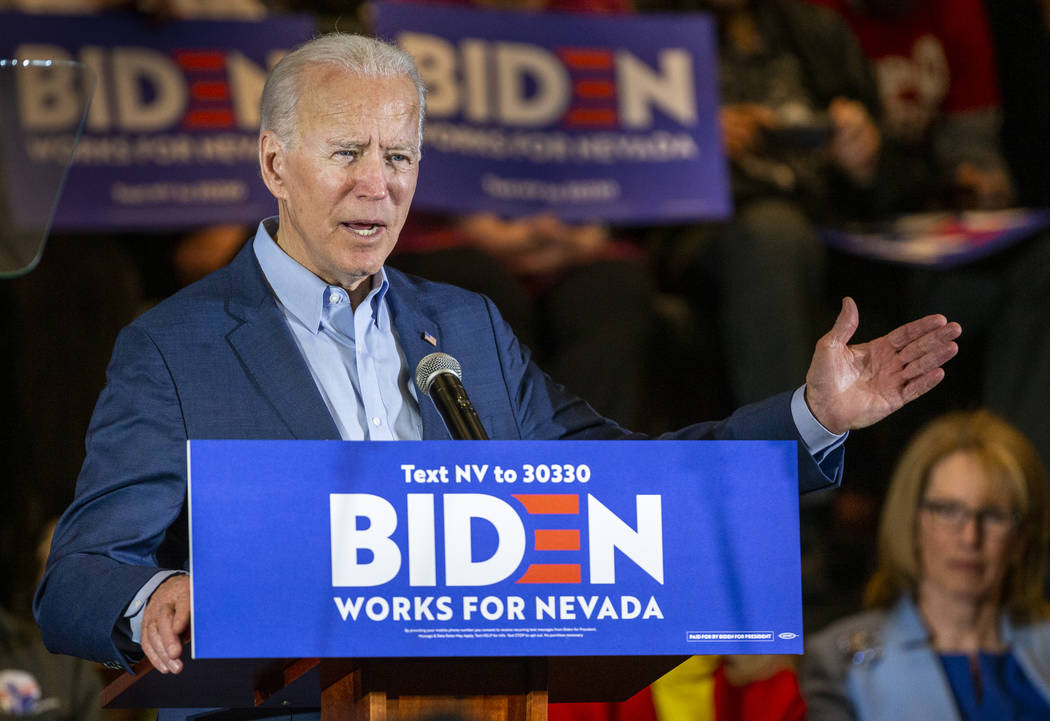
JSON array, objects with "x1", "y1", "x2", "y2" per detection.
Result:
[{"x1": 415, "y1": 352, "x2": 462, "y2": 396}]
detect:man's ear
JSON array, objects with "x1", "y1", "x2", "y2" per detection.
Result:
[{"x1": 259, "y1": 130, "x2": 288, "y2": 200}]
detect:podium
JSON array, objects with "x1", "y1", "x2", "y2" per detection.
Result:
[
  {"x1": 100, "y1": 439, "x2": 805, "y2": 720},
  {"x1": 101, "y1": 652, "x2": 688, "y2": 720}
]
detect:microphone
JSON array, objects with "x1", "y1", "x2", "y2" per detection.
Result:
[{"x1": 415, "y1": 352, "x2": 490, "y2": 440}]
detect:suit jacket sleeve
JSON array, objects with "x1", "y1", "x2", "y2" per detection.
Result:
[
  {"x1": 468, "y1": 293, "x2": 842, "y2": 492},
  {"x1": 34, "y1": 322, "x2": 189, "y2": 669}
]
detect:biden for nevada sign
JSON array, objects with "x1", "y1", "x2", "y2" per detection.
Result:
[
  {"x1": 188, "y1": 440, "x2": 803, "y2": 659},
  {"x1": 376, "y1": 2, "x2": 730, "y2": 223},
  {"x1": 0, "y1": 12, "x2": 314, "y2": 230}
]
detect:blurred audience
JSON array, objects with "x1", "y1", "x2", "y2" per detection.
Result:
[
  {"x1": 802, "y1": 410, "x2": 1050, "y2": 720},
  {"x1": 807, "y1": 0, "x2": 1012, "y2": 211},
  {"x1": 637, "y1": 0, "x2": 917, "y2": 408},
  {"x1": 806, "y1": 0, "x2": 1050, "y2": 543}
]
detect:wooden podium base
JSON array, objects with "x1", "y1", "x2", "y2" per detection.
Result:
[
  {"x1": 318, "y1": 658, "x2": 548, "y2": 721},
  {"x1": 102, "y1": 653, "x2": 686, "y2": 721}
]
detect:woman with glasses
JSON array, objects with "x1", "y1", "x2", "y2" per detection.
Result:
[{"x1": 801, "y1": 409, "x2": 1050, "y2": 720}]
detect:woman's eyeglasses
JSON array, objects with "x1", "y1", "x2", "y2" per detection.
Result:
[{"x1": 920, "y1": 499, "x2": 1021, "y2": 539}]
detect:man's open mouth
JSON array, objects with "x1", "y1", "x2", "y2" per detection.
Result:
[{"x1": 344, "y1": 222, "x2": 383, "y2": 237}]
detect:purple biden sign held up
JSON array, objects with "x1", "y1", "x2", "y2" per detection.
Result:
[{"x1": 376, "y1": 2, "x2": 731, "y2": 224}]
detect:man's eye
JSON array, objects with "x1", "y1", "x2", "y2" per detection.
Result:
[
  {"x1": 335, "y1": 150, "x2": 357, "y2": 160},
  {"x1": 389, "y1": 153, "x2": 411, "y2": 164}
]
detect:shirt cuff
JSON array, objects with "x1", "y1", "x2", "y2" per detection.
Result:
[
  {"x1": 791, "y1": 385, "x2": 847, "y2": 461},
  {"x1": 125, "y1": 570, "x2": 187, "y2": 644}
]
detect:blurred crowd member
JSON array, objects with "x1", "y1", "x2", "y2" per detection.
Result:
[
  {"x1": 802, "y1": 410, "x2": 1050, "y2": 720},
  {"x1": 807, "y1": 0, "x2": 1013, "y2": 211},
  {"x1": 638, "y1": 0, "x2": 917, "y2": 408},
  {"x1": 0, "y1": 606, "x2": 105, "y2": 720},
  {"x1": 385, "y1": 0, "x2": 655, "y2": 428}
]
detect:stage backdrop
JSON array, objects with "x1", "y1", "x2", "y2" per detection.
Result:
[
  {"x1": 188, "y1": 439, "x2": 803, "y2": 659},
  {"x1": 0, "y1": 12, "x2": 314, "y2": 231},
  {"x1": 377, "y1": 2, "x2": 730, "y2": 224}
]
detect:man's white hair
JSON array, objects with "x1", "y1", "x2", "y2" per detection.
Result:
[{"x1": 260, "y1": 33, "x2": 427, "y2": 148}]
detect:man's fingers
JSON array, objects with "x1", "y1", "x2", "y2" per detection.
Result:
[
  {"x1": 155, "y1": 605, "x2": 182, "y2": 660},
  {"x1": 895, "y1": 322, "x2": 962, "y2": 365},
  {"x1": 899, "y1": 341, "x2": 960, "y2": 382},
  {"x1": 144, "y1": 608, "x2": 183, "y2": 673},
  {"x1": 141, "y1": 576, "x2": 190, "y2": 674},
  {"x1": 172, "y1": 601, "x2": 191, "y2": 636},
  {"x1": 144, "y1": 619, "x2": 176, "y2": 673},
  {"x1": 142, "y1": 625, "x2": 163, "y2": 670},
  {"x1": 885, "y1": 314, "x2": 956, "y2": 351},
  {"x1": 901, "y1": 367, "x2": 947, "y2": 404}
]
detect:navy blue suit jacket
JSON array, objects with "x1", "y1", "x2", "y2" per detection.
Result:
[{"x1": 34, "y1": 242, "x2": 842, "y2": 670}]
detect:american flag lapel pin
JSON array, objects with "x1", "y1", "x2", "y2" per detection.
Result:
[{"x1": 423, "y1": 331, "x2": 438, "y2": 347}]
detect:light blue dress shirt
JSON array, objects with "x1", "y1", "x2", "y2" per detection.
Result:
[{"x1": 253, "y1": 218, "x2": 422, "y2": 442}]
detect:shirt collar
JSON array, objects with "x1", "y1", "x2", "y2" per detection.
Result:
[{"x1": 253, "y1": 217, "x2": 390, "y2": 333}]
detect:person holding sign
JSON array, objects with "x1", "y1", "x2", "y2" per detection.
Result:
[{"x1": 34, "y1": 32, "x2": 958, "y2": 719}]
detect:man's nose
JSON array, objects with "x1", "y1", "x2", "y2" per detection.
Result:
[{"x1": 352, "y1": 153, "x2": 388, "y2": 199}]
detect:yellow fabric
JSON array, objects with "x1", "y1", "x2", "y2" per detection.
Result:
[{"x1": 649, "y1": 655, "x2": 722, "y2": 721}]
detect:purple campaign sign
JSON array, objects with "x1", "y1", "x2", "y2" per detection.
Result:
[
  {"x1": 376, "y1": 3, "x2": 730, "y2": 224},
  {"x1": 188, "y1": 440, "x2": 803, "y2": 659},
  {"x1": 0, "y1": 12, "x2": 314, "y2": 231}
]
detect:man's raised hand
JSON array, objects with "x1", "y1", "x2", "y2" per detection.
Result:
[{"x1": 804, "y1": 297, "x2": 962, "y2": 434}]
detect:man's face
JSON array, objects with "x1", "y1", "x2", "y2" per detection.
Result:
[{"x1": 261, "y1": 66, "x2": 420, "y2": 295}]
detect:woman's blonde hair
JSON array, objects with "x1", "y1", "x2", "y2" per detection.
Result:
[{"x1": 864, "y1": 410, "x2": 1049, "y2": 620}]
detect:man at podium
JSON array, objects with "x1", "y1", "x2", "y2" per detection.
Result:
[{"x1": 33, "y1": 32, "x2": 960, "y2": 719}]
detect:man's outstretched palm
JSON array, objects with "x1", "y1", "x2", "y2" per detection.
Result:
[{"x1": 805, "y1": 297, "x2": 962, "y2": 435}]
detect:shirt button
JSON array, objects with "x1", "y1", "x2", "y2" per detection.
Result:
[
  {"x1": 329, "y1": 292, "x2": 341, "y2": 304},
  {"x1": 372, "y1": 417, "x2": 382, "y2": 427}
]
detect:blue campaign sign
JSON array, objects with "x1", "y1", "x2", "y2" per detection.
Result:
[
  {"x1": 188, "y1": 440, "x2": 803, "y2": 659},
  {"x1": 0, "y1": 12, "x2": 314, "y2": 231},
  {"x1": 376, "y1": 2, "x2": 731, "y2": 224}
]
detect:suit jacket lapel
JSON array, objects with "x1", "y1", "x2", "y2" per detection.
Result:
[
  {"x1": 386, "y1": 268, "x2": 451, "y2": 440},
  {"x1": 224, "y1": 243, "x2": 341, "y2": 440}
]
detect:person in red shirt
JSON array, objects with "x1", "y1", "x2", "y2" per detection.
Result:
[{"x1": 807, "y1": 0, "x2": 1014, "y2": 209}]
